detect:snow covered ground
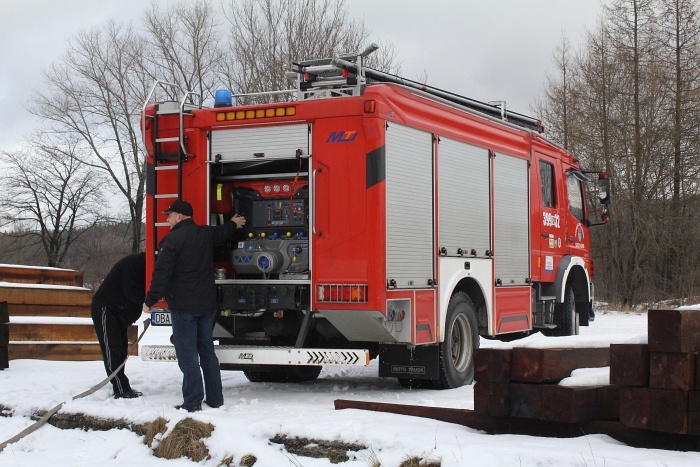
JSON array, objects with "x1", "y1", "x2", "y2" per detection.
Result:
[{"x1": 2, "y1": 310, "x2": 700, "y2": 466}]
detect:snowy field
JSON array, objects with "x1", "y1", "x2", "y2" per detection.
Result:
[{"x1": 2, "y1": 310, "x2": 700, "y2": 466}]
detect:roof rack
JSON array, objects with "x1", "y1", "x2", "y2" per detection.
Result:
[{"x1": 288, "y1": 45, "x2": 544, "y2": 133}]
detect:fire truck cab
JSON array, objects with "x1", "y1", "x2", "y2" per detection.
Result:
[{"x1": 141, "y1": 47, "x2": 611, "y2": 388}]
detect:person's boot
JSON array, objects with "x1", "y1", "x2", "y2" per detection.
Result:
[{"x1": 114, "y1": 389, "x2": 143, "y2": 399}]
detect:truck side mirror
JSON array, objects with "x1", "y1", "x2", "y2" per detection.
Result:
[
  {"x1": 597, "y1": 173, "x2": 611, "y2": 223},
  {"x1": 597, "y1": 174, "x2": 610, "y2": 205}
]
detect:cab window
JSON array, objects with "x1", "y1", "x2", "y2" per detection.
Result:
[
  {"x1": 539, "y1": 161, "x2": 555, "y2": 208},
  {"x1": 566, "y1": 173, "x2": 585, "y2": 221}
]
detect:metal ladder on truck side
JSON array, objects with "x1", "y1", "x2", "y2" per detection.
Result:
[{"x1": 141, "y1": 81, "x2": 201, "y2": 249}]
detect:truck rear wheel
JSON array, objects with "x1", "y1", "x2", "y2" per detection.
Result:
[
  {"x1": 435, "y1": 292, "x2": 479, "y2": 389},
  {"x1": 243, "y1": 365, "x2": 322, "y2": 383},
  {"x1": 550, "y1": 285, "x2": 579, "y2": 337}
]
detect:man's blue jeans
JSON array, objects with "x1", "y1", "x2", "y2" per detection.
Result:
[{"x1": 171, "y1": 310, "x2": 223, "y2": 408}]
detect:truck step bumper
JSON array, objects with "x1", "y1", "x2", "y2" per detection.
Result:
[{"x1": 141, "y1": 345, "x2": 370, "y2": 366}]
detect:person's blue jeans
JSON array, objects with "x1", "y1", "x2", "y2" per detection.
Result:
[{"x1": 171, "y1": 310, "x2": 223, "y2": 408}]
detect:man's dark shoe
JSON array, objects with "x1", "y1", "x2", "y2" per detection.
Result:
[
  {"x1": 114, "y1": 389, "x2": 143, "y2": 399},
  {"x1": 204, "y1": 400, "x2": 223, "y2": 408},
  {"x1": 175, "y1": 403, "x2": 202, "y2": 413}
]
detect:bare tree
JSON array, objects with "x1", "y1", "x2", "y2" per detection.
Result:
[
  {"x1": 535, "y1": 33, "x2": 576, "y2": 150},
  {"x1": 29, "y1": 21, "x2": 150, "y2": 253},
  {"x1": 218, "y1": 0, "x2": 400, "y2": 101},
  {"x1": 0, "y1": 135, "x2": 104, "y2": 267},
  {"x1": 537, "y1": 0, "x2": 700, "y2": 306},
  {"x1": 143, "y1": 0, "x2": 224, "y2": 102}
]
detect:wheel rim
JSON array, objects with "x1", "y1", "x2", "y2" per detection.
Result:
[{"x1": 450, "y1": 313, "x2": 473, "y2": 373}]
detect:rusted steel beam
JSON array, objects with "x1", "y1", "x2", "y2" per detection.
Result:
[{"x1": 334, "y1": 399, "x2": 700, "y2": 451}]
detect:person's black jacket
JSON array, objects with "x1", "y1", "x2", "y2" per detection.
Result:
[
  {"x1": 144, "y1": 218, "x2": 236, "y2": 313},
  {"x1": 93, "y1": 252, "x2": 146, "y2": 327}
]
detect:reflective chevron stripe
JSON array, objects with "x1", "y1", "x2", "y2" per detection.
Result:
[{"x1": 141, "y1": 345, "x2": 369, "y2": 366}]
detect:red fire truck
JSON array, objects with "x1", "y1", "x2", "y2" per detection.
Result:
[{"x1": 140, "y1": 46, "x2": 611, "y2": 388}]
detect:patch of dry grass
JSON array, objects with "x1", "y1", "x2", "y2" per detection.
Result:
[
  {"x1": 135, "y1": 416, "x2": 168, "y2": 448},
  {"x1": 154, "y1": 418, "x2": 215, "y2": 462}
]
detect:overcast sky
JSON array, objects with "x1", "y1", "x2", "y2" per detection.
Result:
[{"x1": 0, "y1": 0, "x2": 608, "y2": 153}]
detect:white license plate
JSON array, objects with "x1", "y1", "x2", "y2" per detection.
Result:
[{"x1": 151, "y1": 311, "x2": 172, "y2": 326}]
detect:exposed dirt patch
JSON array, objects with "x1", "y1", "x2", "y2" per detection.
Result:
[
  {"x1": 34, "y1": 410, "x2": 139, "y2": 432},
  {"x1": 270, "y1": 434, "x2": 367, "y2": 464},
  {"x1": 2, "y1": 407, "x2": 254, "y2": 464},
  {"x1": 0, "y1": 404, "x2": 12, "y2": 417},
  {"x1": 400, "y1": 456, "x2": 441, "y2": 467}
]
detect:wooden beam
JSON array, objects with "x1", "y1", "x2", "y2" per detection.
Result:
[
  {"x1": 650, "y1": 389, "x2": 689, "y2": 434},
  {"x1": 333, "y1": 399, "x2": 700, "y2": 451},
  {"x1": 473, "y1": 382, "x2": 510, "y2": 417},
  {"x1": 540, "y1": 385, "x2": 619, "y2": 423},
  {"x1": 619, "y1": 387, "x2": 651, "y2": 430},
  {"x1": 0, "y1": 285, "x2": 92, "y2": 307},
  {"x1": 474, "y1": 348, "x2": 511, "y2": 383},
  {"x1": 610, "y1": 343, "x2": 649, "y2": 387},
  {"x1": 8, "y1": 343, "x2": 137, "y2": 361},
  {"x1": 0, "y1": 265, "x2": 83, "y2": 287},
  {"x1": 689, "y1": 391, "x2": 700, "y2": 436},
  {"x1": 7, "y1": 304, "x2": 91, "y2": 318},
  {"x1": 509, "y1": 383, "x2": 542, "y2": 419},
  {"x1": 650, "y1": 351, "x2": 696, "y2": 391},
  {"x1": 8, "y1": 323, "x2": 97, "y2": 342},
  {"x1": 648, "y1": 309, "x2": 700, "y2": 353},
  {"x1": 8, "y1": 323, "x2": 136, "y2": 344},
  {"x1": 510, "y1": 347, "x2": 610, "y2": 383}
]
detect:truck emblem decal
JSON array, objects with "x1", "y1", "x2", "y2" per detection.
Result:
[
  {"x1": 327, "y1": 131, "x2": 358, "y2": 143},
  {"x1": 238, "y1": 352, "x2": 254, "y2": 361}
]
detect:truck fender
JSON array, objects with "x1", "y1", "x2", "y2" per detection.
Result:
[{"x1": 554, "y1": 256, "x2": 591, "y2": 303}]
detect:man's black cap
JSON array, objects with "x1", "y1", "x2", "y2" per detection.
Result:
[{"x1": 162, "y1": 199, "x2": 193, "y2": 216}]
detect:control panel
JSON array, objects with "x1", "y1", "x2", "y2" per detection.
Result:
[{"x1": 229, "y1": 179, "x2": 309, "y2": 277}]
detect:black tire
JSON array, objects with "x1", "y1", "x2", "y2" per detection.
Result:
[
  {"x1": 434, "y1": 292, "x2": 479, "y2": 389},
  {"x1": 243, "y1": 365, "x2": 322, "y2": 383},
  {"x1": 550, "y1": 285, "x2": 579, "y2": 337}
]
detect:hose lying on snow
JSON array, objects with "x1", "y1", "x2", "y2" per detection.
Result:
[{"x1": 0, "y1": 317, "x2": 151, "y2": 453}]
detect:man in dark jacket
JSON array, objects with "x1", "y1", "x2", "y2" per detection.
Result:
[
  {"x1": 91, "y1": 252, "x2": 146, "y2": 399},
  {"x1": 142, "y1": 199, "x2": 245, "y2": 412}
]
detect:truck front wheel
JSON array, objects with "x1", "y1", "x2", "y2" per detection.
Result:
[
  {"x1": 551, "y1": 285, "x2": 579, "y2": 336},
  {"x1": 435, "y1": 292, "x2": 479, "y2": 388}
]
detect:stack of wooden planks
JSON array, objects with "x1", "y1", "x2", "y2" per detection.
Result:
[
  {"x1": 474, "y1": 346, "x2": 618, "y2": 423},
  {"x1": 614, "y1": 308, "x2": 700, "y2": 434},
  {"x1": 0, "y1": 264, "x2": 137, "y2": 362}
]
